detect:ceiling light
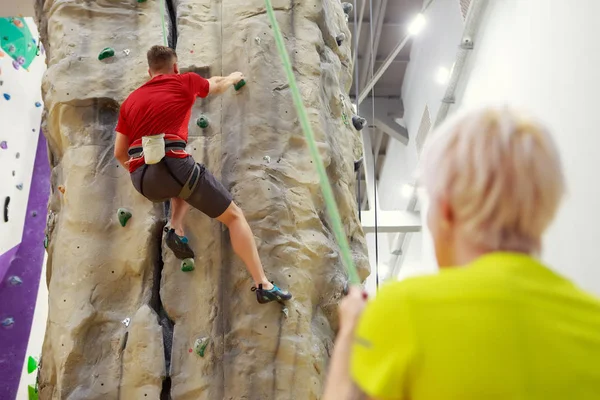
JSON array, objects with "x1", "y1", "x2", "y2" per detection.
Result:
[
  {"x1": 408, "y1": 13, "x2": 426, "y2": 36},
  {"x1": 435, "y1": 66, "x2": 450, "y2": 85},
  {"x1": 401, "y1": 183, "x2": 415, "y2": 198}
]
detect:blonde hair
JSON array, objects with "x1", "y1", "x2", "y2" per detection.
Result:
[{"x1": 419, "y1": 105, "x2": 565, "y2": 254}]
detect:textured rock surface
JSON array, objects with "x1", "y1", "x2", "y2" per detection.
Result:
[{"x1": 36, "y1": 0, "x2": 369, "y2": 398}]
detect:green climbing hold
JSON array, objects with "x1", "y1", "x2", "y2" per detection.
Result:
[
  {"x1": 27, "y1": 356, "x2": 37, "y2": 374},
  {"x1": 98, "y1": 47, "x2": 115, "y2": 61},
  {"x1": 194, "y1": 337, "x2": 210, "y2": 357},
  {"x1": 181, "y1": 258, "x2": 195, "y2": 272},
  {"x1": 342, "y1": 112, "x2": 349, "y2": 126},
  {"x1": 43, "y1": 235, "x2": 48, "y2": 249},
  {"x1": 234, "y1": 79, "x2": 246, "y2": 91},
  {"x1": 196, "y1": 115, "x2": 209, "y2": 129},
  {"x1": 137, "y1": 0, "x2": 147, "y2": 2},
  {"x1": 117, "y1": 208, "x2": 132, "y2": 227},
  {"x1": 28, "y1": 384, "x2": 38, "y2": 400}
]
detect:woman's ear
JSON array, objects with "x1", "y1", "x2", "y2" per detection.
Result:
[
  {"x1": 174, "y1": 63, "x2": 180, "y2": 74},
  {"x1": 439, "y1": 197, "x2": 454, "y2": 228}
]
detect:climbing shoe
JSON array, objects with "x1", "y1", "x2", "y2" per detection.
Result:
[
  {"x1": 251, "y1": 283, "x2": 292, "y2": 304},
  {"x1": 165, "y1": 228, "x2": 195, "y2": 260}
]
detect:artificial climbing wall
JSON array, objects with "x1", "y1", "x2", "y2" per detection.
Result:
[{"x1": 36, "y1": 0, "x2": 369, "y2": 399}]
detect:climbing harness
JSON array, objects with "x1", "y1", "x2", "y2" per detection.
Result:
[
  {"x1": 128, "y1": 138, "x2": 200, "y2": 199},
  {"x1": 264, "y1": 0, "x2": 361, "y2": 285},
  {"x1": 178, "y1": 163, "x2": 201, "y2": 200},
  {"x1": 127, "y1": 138, "x2": 186, "y2": 158}
]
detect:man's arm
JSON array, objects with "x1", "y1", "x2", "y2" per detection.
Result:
[
  {"x1": 114, "y1": 132, "x2": 130, "y2": 169},
  {"x1": 208, "y1": 72, "x2": 244, "y2": 95}
]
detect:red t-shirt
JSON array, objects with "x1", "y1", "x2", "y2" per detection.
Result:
[{"x1": 116, "y1": 73, "x2": 210, "y2": 172}]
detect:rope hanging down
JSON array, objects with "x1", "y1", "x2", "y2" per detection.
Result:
[
  {"x1": 264, "y1": 0, "x2": 361, "y2": 285},
  {"x1": 353, "y1": 0, "x2": 361, "y2": 223},
  {"x1": 160, "y1": 0, "x2": 168, "y2": 46},
  {"x1": 368, "y1": 0, "x2": 380, "y2": 291}
]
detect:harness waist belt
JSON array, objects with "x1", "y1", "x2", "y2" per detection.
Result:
[{"x1": 128, "y1": 139, "x2": 186, "y2": 157}]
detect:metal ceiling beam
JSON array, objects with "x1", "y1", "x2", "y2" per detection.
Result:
[
  {"x1": 361, "y1": 128, "x2": 379, "y2": 210},
  {"x1": 349, "y1": 21, "x2": 407, "y2": 28},
  {"x1": 352, "y1": 0, "x2": 367, "y2": 77},
  {"x1": 357, "y1": 55, "x2": 410, "y2": 63},
  {"x1": 359, "y1": 0, "x2": 388, "y2": 89},
  {"x1": 373, "y1": 128, "x2": 385, "y2": 177},
  {"x1": 361, "y1": 210, "x2": 421, "y2": 233},
  {"x1": 360, "y1": 97, "x2": 408, "y2": 144},
  {"x1": 358, "y1": 33, "x2": 411, "y2": 104},
  {"x1": 360, "y1": 129, "x2": 383, "y2": 210}
]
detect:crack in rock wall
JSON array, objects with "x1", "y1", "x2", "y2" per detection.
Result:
[{"x1": 36, "y1": 0, "x2": 369, "y2": 398}]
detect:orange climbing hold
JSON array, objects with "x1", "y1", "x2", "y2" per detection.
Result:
[{"x1": 58, "y1": 185, "x2": 65, "y2": 194}]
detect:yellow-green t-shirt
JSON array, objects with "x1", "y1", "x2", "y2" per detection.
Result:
[{"x1": 351, "y1": 252, "x2": 600, "y2": 400}]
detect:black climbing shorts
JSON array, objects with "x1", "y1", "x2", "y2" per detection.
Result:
[{"x1": 130, "y1": 156, "x2": 233, "y2": 219}]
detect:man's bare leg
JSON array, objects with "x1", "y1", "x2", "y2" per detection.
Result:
[
  {"x1": 216, "y1": 202, "x2": 274, "y2": 290},
  {"x1": 170, "y1": 197, "x2": 190, "y2": 237}
]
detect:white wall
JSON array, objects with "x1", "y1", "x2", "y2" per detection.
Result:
[
  {"x1": 453, "y1": 0, "x2": 600, "y2": 295},
  {"x1": 401, "y1": 0, "x2": 464, "y2": 145},
  {"x1": 0, "y1": 17, "x2": 45, "y2": 254},
  {"x1": 376, "y1": 0, "x2": 465, "y2": 280}
]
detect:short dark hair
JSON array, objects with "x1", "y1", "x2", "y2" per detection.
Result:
[{"x1": 147, "y1": 45, "x2": 177, "y2": 72}]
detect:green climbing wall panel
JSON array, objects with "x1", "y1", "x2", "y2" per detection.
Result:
[{"x1": 0, "y1": 17, "x2": 37, "y2": 69}]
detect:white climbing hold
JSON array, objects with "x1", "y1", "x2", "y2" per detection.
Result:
[
  {"x1": 122, "y1": 317, "x2": 131, "y2": 327},
  {"x1": 255, "y1": 37, "x2": 261, "y2": 44},
  {"x1": 123, "y1": 49, "x2": 130, "y2": 56},
  {"x1": 263, "y1": 155, "x2": 271, "y2": 163},
  {"x1": 282, "y1": 307, "x2": 289, "y2": 318}
]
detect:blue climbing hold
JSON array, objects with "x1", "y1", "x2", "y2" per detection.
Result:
[
  {"x1": 16, "y1": 183, "x2": 23, "y2": 190},
  {"x1": 8, "y1": 276, "x2": 23, "y2": 286},
  {"x1": 3, "y1": 93, "x2": 10, "y2": 100},
  {"x1": 2, "y1": 317, "x2": 15, "y2": 327},
  {"x1": 35, "y1": 101, "x2": 41, "y2": 107}
]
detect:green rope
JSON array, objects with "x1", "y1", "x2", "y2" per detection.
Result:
[
  {"x1": 160, "y1": 0, "x2": 168, "y2": 46},
  {"x1": 264, "y1": 0, "x2": 360, "y2": 285}
]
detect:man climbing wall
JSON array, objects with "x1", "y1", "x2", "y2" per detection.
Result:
[
  {"x1": 36, "y1": 0, "x2": 369, "y2": 398},
  {"x1": 114, "y1": 45, "x2": 292, "y2": 303}
]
